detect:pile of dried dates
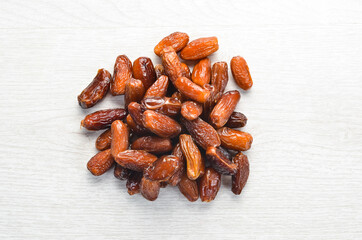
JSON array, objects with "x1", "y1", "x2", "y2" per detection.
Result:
[{"x1": 78, "y1": 32, "x2": 253, "y2": 202}]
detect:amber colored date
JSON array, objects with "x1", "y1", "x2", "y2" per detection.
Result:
[
  {"x1": 114, "y1": 150, "x2": 158, "y2": 172},
  {"x1": 178, "y1": 173, "x2": 199, "y2": 202},
  {"x1": 78, "y1": 68, "x2": 111, "y2": 108},
  {"x1": 154, "y1": 32, "x2": 189, "y2": 56},
  {"x1": 199, "y1": 167, "x2": 221, "y2": 202},
  {"x1": 181, "y1": 63, "x2": 191, "y2": 79},
  {"x1": 144, "y1": 155, "x2": 181, "y2": 182},
  {"x1": 143, "y1": 75, "x2": 169, "y2": 99},
  {"x1": 174, "y1": 77, "x2": 210, "y2": 103},
  {"x1": 181, "y1": 101, "x2": 203, "y2": 121},
  {"x1": 205, "y1": 147, "x2": 237, "y2": 175},
  {"x1": 232, "y1": 152, "x2": 250, "y2": 195},
  {"x1": 111, "y1": 120, "x2": 129, "y2": 159},
  {"x1": 126, "y1": 171, "x2": 143, "y2": 195},
  {"x1": 142, "y1": 97, "x2": 181, "y2": 117},
  {"x1": 192, "y1": 58, "x2": 211, "y2": 87},
  {"x1": 140, "y1": 177, "x2": 160, "y2": 201},
  {"x1": 161, "y1": 46, "x2": 183, "y2": 83},
  {"x1": 131, "y1": 136, "x2": 173, "y2": 154},
  {"x1": 128, "y1": 102, "x2": 146, "y2": 128},
  {"x1": 143, "y1": 110, "x2": 181, "y2": 138},
  {"x1": 81, "y1": 108, "x2": 127, "y2": 130},
  {"x1": 230, "y1": 56, "x2": 253, "y2": 91},
  {"x1": 217, "y1": 127, "x2": 253, "y2": 151},
  {"x1": 133, "y1": 57, "x2": 157, "y2": 89},
  {"x1": 154, "y1": 64, "x2": 165, "y2": 79},
  {"x1": 126, "y1": 114, "x2": 150, "y2": 136},
  {"x1": 210, "y1": 90, "x2": 240, "y2": 128},
  {"x1": 95, "y1": 128, "x2": 112, "y2": 151},
  {"x1": 125, "y1": 78, "x2": 145, "y2": 107},
  {"x1": 111, "y1": 55, "x2": 132, "y2": 95},
  {"x1": 179, "y1": 134, "x2": 202, "y2": 180},
  {"x1": 168, "y1": 144, "x2": 186, "y2": 186},
  {"x1": 180, "y1": 37, "x2": 219, "y2": 60},
  {"x1": 87, "y1": 149, "x2": 114, "y2": 176},
  {"x1": 114, "y1": 164, "x2": 130, "y2": 180}
]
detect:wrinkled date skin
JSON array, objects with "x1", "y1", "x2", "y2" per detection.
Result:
[
  {"x1": 178, "y1": 173, "x2": 199, "y2": 202},
  {"x1": 144, "y1": 155, "x2": 181, "y2": 181},
  {"x1": 192, "y1": 58, "x2": 211, "y2": 87},
  {"x1": 114, "y1": 150, "x2": 158, "y2": 172},
  {"x1": 111, "y1": 55, "x2": 132, "y2": 95},
  {"x1": 126, "y1": 114, "x2": 150, "y2": 136},
  {"x1": 174, "y1": 77, "x2": 210, "y2": 103},
  {"x1": 133, "y1": 57, "x2": 157, "y2": 89},
  {"x1": 206, "y1": 147, "x2": 237, "y2": 175},
  {"x1": 114, "y1": 164, "x2": 130, "y2": 180},
  {"x1": 128, "y1": 102, "x2": 148, "y2": 129},
  {"x1": 125, "y1": 78, "x2": 145, "y2": 107},
  {"x1": 81, "y1": 108, "x2": 127, "y2": 130},
  {"x1": 142, "y1": 97, "x2": 181, "y2": 117},
  {"x1": 78, "y1": 68, "x2": 111, "y2": 108},
  {"x1": 199, "y1": 167, "x2": 221, "y2": 202},
  {"x1": 87, "y1": 149, "x2": 114, "y2": 176},
  {"x1": 181, "y1": 63, "x2": 191, "y2": 79},
  {"x1": 154, "y1": 32, "x2": 189, "y2": 56},
  {"x1": 210, "y1": 90, "x2": 240, "y2": 128},
  {"x1": 126, "y1": 171, "x2": 143, "y2": 195},
  {"x1": 111, "y1": 120, "x2": 129, "y2": 159},
  {"x1": 143, "y1": 75, "x2": 169, "y2": 99},
  {"x1": 95, "y1": 128, "x2": 112, "y2": 151},
  {"x1": 181, "y1": 117, "x2": 220, "y2": 150},
  {"x1": 161, "y1": 47, "x2": 183, "y2": 83},
  {"x1": 217, "y1": 127, "x2": 253, "y2": 151},
  {"x1": 179, "y1": 134, "x2": 202, "y2": 180},
  {"x1": 232, "y1": 152, "x2": 250, "y2": 195},
  {"x1": 142, "y1": 110, "x2": 181, "y2": 138},
  {"x1": 226, "y1": 112, "x2": 248, "y2": 128},
  {"x1": 168, "y1": 144, "x2": 186, "y2": 186},
  {"x1": 140, "y1": 177, "x2": 160, "y2": 201},
  {"x1": 154, "y1": 64, "x2": 165, "y2": 79},
  {"x1": 181, "y1": 101, "x2": 203, "y2": 121},
  {"x1": 180, "y1": 37, "x2": 219, "y2": 60},
  {"x1": 231, "y1": 56, "x2": 253, "y2": 91},
  {"x1": 131, "y1": 136, "x2": 173, "y2": 154}
]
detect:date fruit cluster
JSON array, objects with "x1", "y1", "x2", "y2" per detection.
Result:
[{"x1": 78, "y1": 32, "x2": 253, "y2": 202}]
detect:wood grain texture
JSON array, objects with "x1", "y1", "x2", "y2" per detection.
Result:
[{"x1": 0, "y1": 0, "x2": 362, "y2": 239}]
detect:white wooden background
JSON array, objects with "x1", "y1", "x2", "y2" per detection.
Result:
[{"x1": 0, "y1": 0, "x2": 362, "y2": 239}]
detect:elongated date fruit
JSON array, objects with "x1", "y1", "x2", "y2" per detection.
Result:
[
  {"x1": 111, "y1": 120, "x2": 129, "y2": 158},
  {"x1": 192, "y1": 58, "x2": 211, "y2": 87},
  {"x1": 115, "y1": 150, "x2": 158, "y2": 172},
  {"x1": 131, "y1": 136, "x2": 173, "y2": 154},
  {"x1": 181, "y1": 63, "x2": 191, "y2": 79},
  {"x1": 232, "y1": 152, "x2": 250, "y2": 195},
  {"x1": 144, "y1": 155, "x2": 181, "y2": 181},
  {"x1": 133, "y1": 57, "x2": 157, "y2": 89},
  {"x1": 114, "y1": 164, "x2": 130, "y2": 180},
  {"x1": 180, "y1": 37, "x2": 219, "y2": 60},
  {"x1": 95, "y1": 128, "x2": 112, "y2": 151},
  {"x1": 154, "y1": 32, "x2": 189, "y2": 56},
  {"x1": 178, "y1": 173, "x2": 199, "y2": 202},
  {"x1": 231, "y1": 56, "x2": 253, "y2": 90},
  {"x1": 78, "y1": 68, "x2": 111, "y2": 108},
  {"x1": 87, "y1": 149, "x2": 114, "y2": 176},
  {"x1": 81, "y1": 108, "x2": 127, "y2": 130},
  {"x1": 181, "y1": 101, "x2": 203, "y2": 121},
  {"x1": 161, "y1": 46, "x2": 183, "y2": 83},
  {"x1": 140, "y1": 177, "x2": 160, "y2": 201},
  {"x1": 125, "y1": 78, "x2": 145, "y2": 107},
  {"x1": 199, "y1": 167, "x2": 221, "y2": 202},
  {"x1": 126, "y1": 170, "x2": 143, "y2": 195},
  {"x1": 142, "y1": 97, "x2": 181, "y2": 117},
  {"x1": 174, "y1": 77, "x2": 210, "y2": 103},
  {"x1": 143, "y1": 110, "x2": 181, "y2": 138},
  {"x1": 111, "y1": 55, "x2": 132, "y2": 95},
  {"x1": 181, "y1": 117, "x2": 220, "y2": 150},
  {"x1": 143, "y1": 75, "x2": 169, "y2": 99},
  {"x1": 179, "y1": 134, "x2": 202, "y2": 180},
  {"x1": 168, "y1": 144, "x2": 186, "y2": 186},
  {"x1": 217, "y1": 127, "x2": 253, "y2": 151},
  {"x1": 226, "y1": 112, "x2": 247, "y2": 128},
  {"x1": 205, "y1": 147, "x2": 237, "y2": 175},
  {"x1": 210, "y1": 90, "x2": 240, "y2": 128}
]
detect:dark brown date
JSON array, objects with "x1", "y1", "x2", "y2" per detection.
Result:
[
  {"x1": 206, "y1": 147, "x2": 237, "y2": 175},
  {"x1": 133, "y1": 57, "x2": 157, "y2": 89},
  {"x1": 178, "y1": 173, "x2": 199, "y2": 202},
  {"x1": 81, "y1": 108, "x2": 127, "y2": 130},
  {"x1": 126, "y1": 114, "x2": 150, "y2": 136},
  {"x1": 232, "y1": 152, "x2": 250, "y2": 195},
  {"x1": 225, "y1": 112, "x2": 247, "y2": 128},
  {"x1": 126, "y1": 171, "x2": 143, "y2": 195},
  {"x1": 114, "y1": 164, "x2": 130, "y2": 180},
  {"x1": 199, "y1": 167, "x2": 221, "y2": 202},
  {"x1": 140, "y1": 177, "x2": 160, "y2": 201}
]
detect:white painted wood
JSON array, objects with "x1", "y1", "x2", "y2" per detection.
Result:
[{"x1": 0, "y1": 0, "x2": 361, "y2": 239}]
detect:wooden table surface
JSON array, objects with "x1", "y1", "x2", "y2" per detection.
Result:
[{"x1": 1, "y1": 0, "x2": 362, "y2": 239}]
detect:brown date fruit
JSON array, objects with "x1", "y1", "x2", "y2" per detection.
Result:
[
  {"x1": 230, "y1": 56, "x2": 253, "y2": 90},
  {"x1": 126, "y1": 171, "x2": 143, "y2": 195},
  {"x1": 114, "y1": 164, "x2": 130, "y2": 180},
  {"x1": 205, "y1": 147, "x2": 237, "y2": 175},
  {"x1": 179, "y1": 134, "x2": 202, "y2": 180},
  {"x1": 126, "y1": 114, "x2": 150, "y2": 136},
  {"x1": 181, "y1": 63, "x2": 191, "y2": 79},
  {"x1": 87, "y1": 149, "x2": 114, "y2": 176},
  {"x1": 180, "y1": 37, "x2": 219, "y2": 60},
  {"x1": 160, "y1": 182, "x2": 168, "y2": 188},
  {"x1": 226, "y1": 112, "x2": 247, "y2": 128},
  {"x1": 211, "y1": 62, "x2": 228, "y2": 96},
  {"x1": 114, "y1": 150, "x2": 158, "y2": 172},
  {"x1": 143, "y1": 75, "x2": 169, "y2": 99},
  {"x1": 178, "y1": 173, "x2": 199, "y2": 202},
  {"x1": 192, "y1": 58, "x2": 211, "y2": 87},
  {"x1": 131, "y1": 136, "x2": 173, "y2": 154},
  {"x1": 174, "y1": 77, "x2": 210, "y2": 103},
  {"x1": 154, "y1": 64, "x2": 165, "y2": 79},
  {"x1": 232, "y1": 152, "x2": 250, "y2": 195},
  {"x1": 181, "y1": 101, "x2": 203, "y2": 121},
  {"x1": 171, "y1": 91, "x2": 186, "y2": 102},
  {"x1": 210, "y1": 90, "x2": 240, "y2": 128},
  {"x1": 217, "y1": 127, "x2": 253, "y2": 151},
  {"x1": 199, "y1": 167, "x2": 221, "y2": 202},
  {"x1": 125, "y1": 78, "x2": 145, "y2": 108},
  {"x1": 78, "y1": 68, "x2": 111, "y2": 108},
  {"x1": 111, "y1": 120, "x2": 129, "y2": 159},
  {"x1": 142, "y1": 110, "x2": 181, "y2": 138},
  {"x1": 128, "y1": 102, "x2": 146, "y2": 128},
  {"x1": 140, "y1": 177, "x2": 160, "y2": 201},
  {"x1": 181, "y1": 117, "x2": 220, "y2": 150},
  {"x1": 168, "y1": 144, "x2": 186, "y2": 186},
  {"x1": 133, "y1": 57, "x2": 157, "y2": 89},
  {"x1": 95, "y1": 128, "x2": 112, "y2": 151},
  {"x1": 144, "y1": 155, "x2": 181, "y2": 181},
  {"x1": 142, "y1": 97, "x2": 181, "y2": 117},
  {"x1": 111, "y1": 55, "x2": 132, "y2": 95},
  {"x1": 161, "y1": 46, "x2": 183, "y2": 83},
  {"x1": 154, "y1": 32, "x2": 189, "y2": 56},
  {"x1": 81, "y1": 108, "x2": 127, "y2": 130}
]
